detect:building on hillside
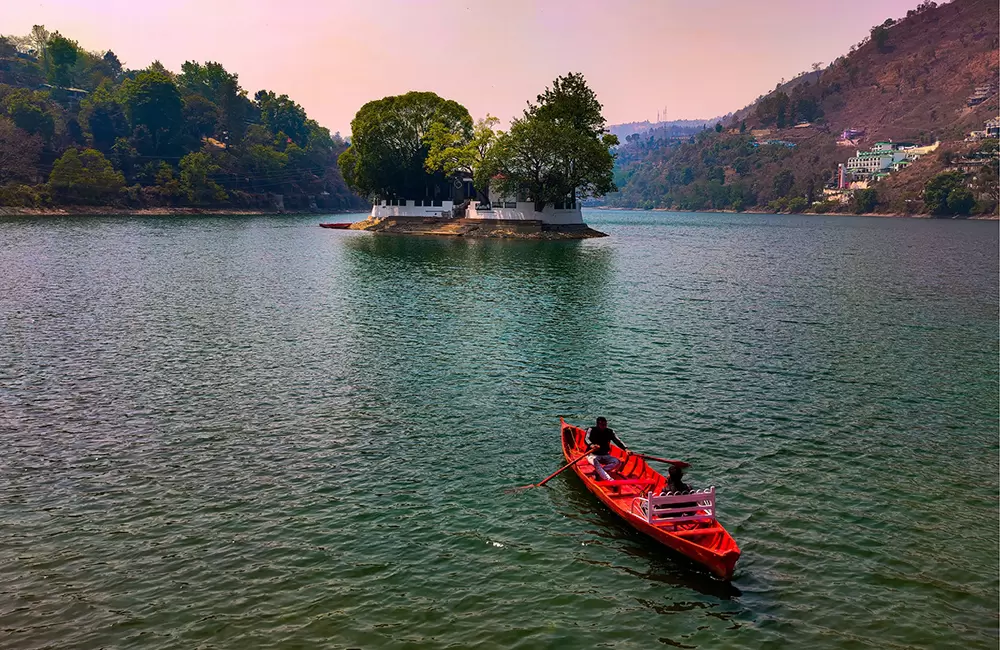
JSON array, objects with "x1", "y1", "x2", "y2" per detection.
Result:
[
  {"x1": 845, "y1": 140, "x2": 935, "y2": 179},
  {"x1": 37, "y1": 83, "x2": 89, "y2": 100},
  {"x1": 968, "y1": 83, "x2": 996, "y2": 107},
  {"x1": 986, "y1": 117, "x2": 1000, "y2": 137},
  {"x1": 965, "y1": 117, "x2": 999, "y2": 141},
  {"x1": 752, "y1": 139, "x2": 796, "y2": 148}
]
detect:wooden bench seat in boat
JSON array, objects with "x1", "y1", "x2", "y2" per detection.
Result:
[{"x1": 631, "y1": 487, "x2": 716, "y2": 526}]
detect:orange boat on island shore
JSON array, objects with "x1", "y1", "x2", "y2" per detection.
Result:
[{"x1": 560, "y1": 417, "x2": 741, "y2": 580}]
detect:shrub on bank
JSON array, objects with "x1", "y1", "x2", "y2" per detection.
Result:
[{"x1": 0, "y1": 183, "x2": 42, "y2": 207}]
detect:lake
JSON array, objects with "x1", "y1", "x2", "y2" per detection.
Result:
[{"x1": 1, "y1": 210, "x2": 997, "y2": 648}]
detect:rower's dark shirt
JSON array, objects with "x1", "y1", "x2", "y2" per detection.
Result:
[{"x1": 585, "y1": 426, "x2": 624, "y2": 456}]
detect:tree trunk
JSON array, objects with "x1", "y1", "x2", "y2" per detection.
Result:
[{"x1": 534, "y1": 199, "x2": 546, "y2": 213}]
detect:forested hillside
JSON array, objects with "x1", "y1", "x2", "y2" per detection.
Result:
[
  {"x1": 0, "y1": 26, "x2": 366, "y2": 211},
  {"x1": 606, "y1": 0, "x2": 999, "y2": 215}
]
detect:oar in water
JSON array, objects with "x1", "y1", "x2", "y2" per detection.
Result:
[
  {"x1": 509, "y1": 448, "x2": 593, "y2": 492},
  {"x1": 634, "y1": 453, "x2": 690, "y2": 468}
]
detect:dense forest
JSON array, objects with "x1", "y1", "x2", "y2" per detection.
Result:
[
  {"x1": 0, "y1": 26, "x2": 366, "y2": 211},
  {"x1": 605, "y1": 0, "x2": 999, "y2": 216}
]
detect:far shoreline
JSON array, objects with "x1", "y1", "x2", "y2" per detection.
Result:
[
  {"x1": 0, "y1": 207, "x2": 367, "y2": 218},
  {"x1": 586, "y1": 206, "x2": 999, "y2": 220},
  {"x1": 2, "y1": 205, "x2": 996, "y2": 221}
]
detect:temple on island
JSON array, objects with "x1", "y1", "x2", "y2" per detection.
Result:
[
  {"x1": 369, "y1": 177, "x2": 585, "y2": 227},
  {"x1": 358, "y1": 176, "x2": 601, "y2": 238}
]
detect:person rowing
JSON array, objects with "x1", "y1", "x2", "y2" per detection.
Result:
[{"x1": 585, "y1": 417, "x2": 628, "y2": 481}]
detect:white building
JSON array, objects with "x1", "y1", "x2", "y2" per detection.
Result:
[
  {"x1": 368, "y1": 180, "x2": 584, "y2": 226},
  {"x1": 845, "y1": 141, "x2": 935, "y2": 177}
]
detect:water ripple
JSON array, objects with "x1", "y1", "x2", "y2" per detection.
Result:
[{"x1": 0, "y1": 211, "x2": 996, "y2": 648}]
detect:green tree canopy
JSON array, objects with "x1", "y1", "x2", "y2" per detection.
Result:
[
  {"x1": 48, "y1": 147, "x2": 125, "y2": 203},
  {"x1": 120, "y1": 68, "x2": 183, "y2": 156},
  {"x1": 179, "y1": 152, "x2": 227, "y2": 203},
  {"x1": 488, "y1": 72, "x2": 618, "y2": 212},
  {"x1": 339, "y1": 91, "x2": 473, "y2": 199},
  {"x1": 79, "y1": 81, "x2": 128, "y2": 152},
  {"x1": 256, "y1": 90, "x2": 309, "y2": 147},
  {"x1": 179, "y1": 61, "x2": 248, "y2": 145},
  {"x1": 425, "y1": 115, "x2": 499, "y2": 200},
  {"x1": 1, "y1": 89, "x2": 55, "y2": 141},
  {"x1": 924, "y1": 171, "x2": 966, "y2": 215},
  {"x1": 45, "y1": 32, "x2": 78, "y2": 87},
  {"x1": 852, "y1": 187, "x2": 878, "y2": 213}
]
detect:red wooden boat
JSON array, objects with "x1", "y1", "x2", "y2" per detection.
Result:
[
  {"x1": 319, "y1": 222, "x2": 352, "y2": 229},
  {"x1": 560, "y1": 417, "x2": 741, "y2": 580}
]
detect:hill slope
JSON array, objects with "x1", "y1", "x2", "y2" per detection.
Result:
[
  {"x1": 606, "y1": 0, "x2": 999, "y2": 215},
  {"x1": 0, "y1": 27, "x2": 367, "y2": 212}
]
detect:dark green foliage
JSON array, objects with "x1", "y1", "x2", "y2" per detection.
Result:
[
  {"x1": 923, "y1": 171, "x2": 968, "y2": 215},
  {"x1": 786, "y1": 196, "x2": 808, "y2": 213},
  {"x1": 179, "y1": 152, "x2": 226, "y2": 203},
  {"x1": 178, "y1": 61, "x2": 249, "y2": 147},
  {"x1": 531, "y1": 72, "x2": 607, "y2": 137},
  {"x1": 120, "y1": 69, "x2": 183, "y2": 156},
  {"x1": 45, "y1": 33, "x2": 78, "y2": 87},
  {"x1": 852, "y1": 188, "x2": 878, "y2": 213},
  {"x1": 48, "y1": 147, "x2": 124, "y2": 203},
  {"x1": 945, "y1": 186, "x2": 974, "y2": 215},
  {"x1": 102, "y1": 51, "x2": 122, "y2": 79},
  {"x1": 2, "y1": 89, "x2": 55, "y2": 140},
  {"x1": 339, "y1": 91, "x2": 472, "y2": 199},
  {"x1": 256, "y1": 90, "x2": 309, "y2": 147},
  {"x1": 78, "y1": 82, "x2": 128, "y2": 152},
  {"x1": 756, "y1": 92, "x2": 789, "y2": 127},
  {"x1": 871, "y1": 19, "x2": 894, "y2": 52},
  {"x1": 0, "y1": 26, "x2": 368, "y2": 211},
  {"x1": 489, "y1": 72, "x2": 617, "y2": 212},
  {"x1": 772, "y1": 169, "x2": 795, "y2": 198},
  {"x1": 181, "y1": 94, "x2": 220, "y2": 144}
]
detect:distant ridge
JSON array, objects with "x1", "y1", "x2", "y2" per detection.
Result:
[{"x1": 607, "y1": 119, "x2": 716, "y2": 141}]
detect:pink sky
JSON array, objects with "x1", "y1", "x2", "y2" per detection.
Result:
[{"x1": 5, "y1": 0, "x2": 921, "y2": 134}]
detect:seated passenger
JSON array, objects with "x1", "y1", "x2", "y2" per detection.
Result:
[
  {"x1": 661, "y1": 465, "x2": 698, "y2": 517},
  {"x1": 663, "y1": 465, "x2": 691, "y2": 493},
  {"x1": 585, "y1": 417, "x2": 628, "y2": 481}
]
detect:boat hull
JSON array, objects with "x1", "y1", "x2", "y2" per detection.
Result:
[
  {"x1": 319, "y1": 223, "x2": 352, "y2": 229},
  {"x1": 560, "y1": 418, "x2": 740, "y2": 580}
]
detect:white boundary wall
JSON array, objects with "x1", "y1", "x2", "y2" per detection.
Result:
[
  {"x1": 368, "y1": 199, "x2": 584, "y2": 225},
  {"x1": 371, "y1": 200, "x2": 453, "y2": 219},
  {"x1": 466, "y1": 201, "x2": 584, "y2": 225}
]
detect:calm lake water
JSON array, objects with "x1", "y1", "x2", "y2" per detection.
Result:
[{"x1": 1, "y1": 210, "x2": 997, "y2": 649}]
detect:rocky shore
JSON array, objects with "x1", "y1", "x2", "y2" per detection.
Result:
[{"x1": 350, "y1": 215, "x2": 607, "y2": 239}]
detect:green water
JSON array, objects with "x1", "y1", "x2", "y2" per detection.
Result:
[{"x1": 1, "y1": 210, "x2": 997, "y2": 649}]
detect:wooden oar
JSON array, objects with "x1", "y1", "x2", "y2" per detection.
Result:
[
  {"x1": 634, "y1": 453, "x2": 690, "y2": 468},
  {"x1": 509, "y1": 448, "x2": 592, "y2": 492}
]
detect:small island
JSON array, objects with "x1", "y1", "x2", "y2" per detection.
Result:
[{"x1": 338, "y1": 73, "x2": 618, "y2": 239}]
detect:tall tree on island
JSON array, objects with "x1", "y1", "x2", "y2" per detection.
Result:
[
  {"x1": 487, "y1": 72, "x2": 618, "y2": 212},
  {"x1": 424, "y1": 115, "x2": 499, "y2": 202},
  {"x1": 338, "y1": 91, "x2": 473, "y2": 200}
]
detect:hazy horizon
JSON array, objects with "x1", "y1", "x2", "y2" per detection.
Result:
[{"x1": 6, "y1": 0, "x2": 921, "y2": 134}]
